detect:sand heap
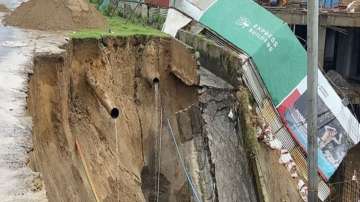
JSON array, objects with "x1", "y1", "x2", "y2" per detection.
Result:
[
  {"x1": 0, "y1": 4, "x2": 10, "y2": 12},
  {"x1": 5, "y1": 0, "x2": 107, "y2": 31}
]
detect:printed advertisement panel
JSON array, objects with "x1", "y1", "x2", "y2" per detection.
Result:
[
  {"x1": 280, "y1": 91, "x2": 347, "y2": 179},
  {"x1": 169, "y1": 0, "x2": 360, "y2": 180},
  {"x1": 277, "y1": 72, "x2": 359, "y2": 180}
]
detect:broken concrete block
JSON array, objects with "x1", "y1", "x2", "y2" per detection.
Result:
[
  {"x1": 176, "y1": 104, "x2": 202, "y2": 143},
  {"x1": 170, "y1": 39, "x2": 199, "y2": 86},
  {"x1": 176, "y1": 108, "x2": 193, "y2": 142}
]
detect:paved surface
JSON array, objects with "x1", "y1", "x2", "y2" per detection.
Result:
[
  {"x1": 0, "y1": 2, "x2": 66, "y2": 201},
  {"x1": 0, "y1": 0, "x2": 26, "y2": 10}
]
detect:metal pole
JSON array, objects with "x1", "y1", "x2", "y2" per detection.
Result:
[{"x1": 307, "y1": 0, "x2": 319, "y2": 200}]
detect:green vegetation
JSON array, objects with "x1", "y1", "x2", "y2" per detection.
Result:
[
  {"x1": 71, "y1": 17, "x2": 167, "y2": 39},
  {"x1": 89, "y1": 0, "x2": 100, "y2": 4},
  {"x1": 117, "y1": 7, "x2": 166, "y2": 30},
  {"x1": 88, "y1": 0, "x2": 166, "y2": 30}
]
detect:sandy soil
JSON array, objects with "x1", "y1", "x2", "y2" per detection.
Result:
[
  {"x1": 26, "y1": 33, "x2": 304, "y2": 202},
  {"x1": 0, "y1": 4, "x2": 9, "y2": 12},
  {"x1": 5, "y1": 0, "x2": 106, "y2": 31},
  {"x1": 28, "y1": 36, "x2": 199, "y2": 201}
]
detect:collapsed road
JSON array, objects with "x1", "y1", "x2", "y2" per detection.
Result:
[
  {"x1": 0, "y1": 1, "x2": 261, "y2": 201},
  {"x1": 0, "y1": 0, "x2": 358, "y2": 201},
  {"x1": 0, "y1": 1, "x2": 65, "y2": 201}
]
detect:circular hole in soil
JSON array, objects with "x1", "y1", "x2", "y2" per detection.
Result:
[{"x1": 111, "y1": 108, "x2": 120, "y2": 119}]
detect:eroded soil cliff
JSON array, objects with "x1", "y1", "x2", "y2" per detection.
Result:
[{"x1": 28, "y1": 36, "x2": 258, "y2": 202}]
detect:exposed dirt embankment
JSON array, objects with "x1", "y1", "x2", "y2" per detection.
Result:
[
  {"x1": 28, "y1": 34, "x2": 259, "y2": 202},
  {"x1": 28, "y1": 36, "x2": 200, "y2": 201},
  {"x1": 5, "y1": 0, "x2": 106, "y2": 30}
]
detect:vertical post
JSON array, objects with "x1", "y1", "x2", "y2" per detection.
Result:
[
  {"x1": 318, "y1": 26, "x2": 327, "y2": 70},
  {"x1": 307, "y1": 0, "x2": 319, "y2": 200}
]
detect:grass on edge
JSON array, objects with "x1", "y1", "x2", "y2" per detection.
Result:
[{"x1": 71, "y1": 17, "x2": 168, "y2": 39}]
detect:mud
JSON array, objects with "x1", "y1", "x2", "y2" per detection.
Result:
[{"x1": 5, "y1": 0, "x2": 106, "y2": 31}]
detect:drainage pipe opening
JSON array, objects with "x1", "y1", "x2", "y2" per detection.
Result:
[
  {"x1": 111, "y1": 108, "x2": 120, "y2": 119},
  {"x1": 153, "y1": 77, "x2": 160, "y2": 84},
  {"x1": 86, "y1": 71, "x2": 121, "y2": 119}
]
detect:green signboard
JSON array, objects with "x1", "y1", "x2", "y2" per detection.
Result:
[
  {"x1": 166, "y1": 0, "x2": 360, "y2": 181},
  {"x1": 200, "y1": 0, "x2": 307, "y2": 105}
]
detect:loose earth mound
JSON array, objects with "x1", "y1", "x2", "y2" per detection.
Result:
[
  {"x1": 0, "y1": 4, "x2": 9, "y2": 12},
  {"x1": 5, "y1": 0, "x2": 107, "y2": 31}
]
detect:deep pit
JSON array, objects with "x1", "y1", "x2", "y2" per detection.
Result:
[
  {"x1": 28, "y1": 36, "x2": 195, "y2": 201},
  {"x1": 4, "y1": 0, "x2": 357, "y2": 201},
  {"x1": 27, "y1": 34, "x2": 263, "y2": 201}
]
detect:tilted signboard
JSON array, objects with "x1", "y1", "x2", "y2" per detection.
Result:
[{"x1": 171, "y1": 0, "x2": 360, "y2": 180}]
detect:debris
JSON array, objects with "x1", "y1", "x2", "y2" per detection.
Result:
[
  {"x1": 269, "y1": 138, "x2": 282, "y2": 150},
  {"x1": 352, "y1": 170, "x2": 357, "y2": 181},
  {"x1": 176, "y1": 104, "x2": 202, "y2": 142},
  {"x1": 346, "y1": 0, "x2": 360, "y2": 12},
  {"x1": 170, "y1": 39, "x2": 199, "y2": 86},
  {"x1": 286, "y1": 161, "x2": 298, "y2": 179},
  {"x1": 258, "y1": 123, "x2": 282, "y2": 150},
  {"x1": 5, "y1": 0, "x2": 107, "y2": 31},
  {"x1": 228, "y1": 109, "x2": 235, "y2": 120},
  {"x1": 298, "y1": 180, "x2": 308, "y2": 202},
  {"x1": 162, "y1": 8, "x2": 191, "y2": 37},
  {"x1": 199, "y1": 67, "x2": 234, "y2": 89},
  {"x1": 279, "y1": 149, "x2": 293, "y2": 164},
  {"x1": 258, "y1": 121, "x2": 301, "y2": 189}
]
